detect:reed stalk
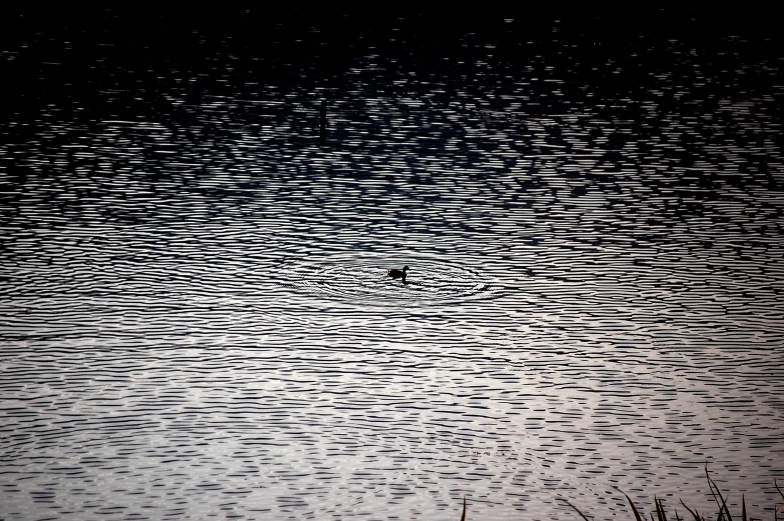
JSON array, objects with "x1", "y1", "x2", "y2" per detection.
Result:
[{"x1": 458, "y1": 466, "x2": 784, "y2": 520}]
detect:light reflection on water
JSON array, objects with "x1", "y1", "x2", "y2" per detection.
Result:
[{"x1": 1, "y1": 9, "x2": 783, "y2": 521}]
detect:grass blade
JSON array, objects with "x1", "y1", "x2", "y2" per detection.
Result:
[
  {"x1": 705, "y1": 465, "x2": 732, "y2": 521},
  {"x1": 613, "y1": 487, "x2": 644, "y2": 521},
  {"x1": 679, "y1": 499, "x2": 703, "y2": 521},
  {"x1": 705, "y1": 466, "x2": 722, "y2": 519},
  {"x1": 559, "y1": 498, "x2": 591, "y2": 521},
  {"x1": 459, "y1": 496, "x2": 466, "y2": 521},
  {"x1": 775, "y1": 478, "x2": 784, "y2": 521},
  {"x1": 655, "y1": 496, "x2": 668, "y2": 521},
  {"x1": 741, "y1": 494, "x2": 746, "y2": 521},
  {"x1": 776, "y1": 478, "x2": 784, "y2": 501}
]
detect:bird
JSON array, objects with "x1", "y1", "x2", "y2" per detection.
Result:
[{"x1": 386, "y1": 265, "x2": 409, "y2": 283}]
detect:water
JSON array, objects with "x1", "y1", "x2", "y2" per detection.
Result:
[{"x1": 2, "y1": 8, "x2": 783, "y2": 520}]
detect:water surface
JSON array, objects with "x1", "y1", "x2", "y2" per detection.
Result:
[{"x1": 2, "y1": 8, "x2": 783, "y2": 520}]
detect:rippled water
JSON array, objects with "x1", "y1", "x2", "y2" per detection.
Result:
[{"x1": 2, "y1": 8, "x2": 783, "y2": 521}]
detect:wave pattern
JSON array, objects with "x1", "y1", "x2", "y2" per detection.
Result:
[
  {"x1": 2, "y1": 11, "x2": 784, "y2": 521},
  {"x1": 277, "y1": 253, "x2": 495, "y2": 309}
]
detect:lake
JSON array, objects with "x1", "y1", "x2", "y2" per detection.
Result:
[{"x1": 1, "y1": 7, "x2": 783, "y2": 520}]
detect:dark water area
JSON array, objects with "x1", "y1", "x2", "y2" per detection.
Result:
[{"x1": 1, "y1": 7, "x2": 783, "y2": 521}]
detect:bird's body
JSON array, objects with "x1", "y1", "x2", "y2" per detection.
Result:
[{"x1": 386, "y1": 265, "x2": 409, "y2": 283}]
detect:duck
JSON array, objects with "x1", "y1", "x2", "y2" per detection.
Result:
[{"x1": 386, "y1": 265, "x2": 409, "y2": 283}]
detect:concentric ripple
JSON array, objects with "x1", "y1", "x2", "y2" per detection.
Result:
[{"x1": 278, "y1": 253, "x2": 496, "y2": 308}]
